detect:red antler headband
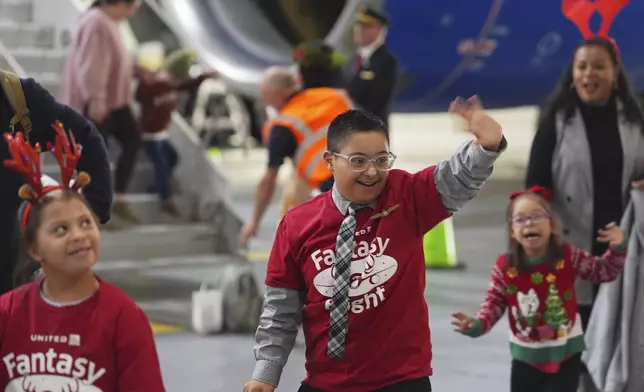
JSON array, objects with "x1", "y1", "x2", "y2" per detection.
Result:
[
  {"x1": 3, "y1": 121, "x2": 92, "y2": 228},
  {"x1": 562, "y1": 0, "x2": 628, "y2": 57},
  {"x1": 47, "y1": 121, "x2": 82, "y2": 186},
  {"x1": 592, "y1": 36, "x2": 620, "y2": 58},
  {"x1": 4, "y1": 131, "x2": 43, "y2": 195},
  {"x1": 510, "y1": 186, "x2": 552, "y2": 202}
]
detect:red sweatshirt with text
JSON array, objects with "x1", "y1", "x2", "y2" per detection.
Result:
[
  {"x1": 266, "y1": 167, "x2": 451, "y2": 391},
  {"x1": 0, "y1": 279, "x2": 165, "y2": 391}
]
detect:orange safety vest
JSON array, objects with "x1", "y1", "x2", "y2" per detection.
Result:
[{"x1": 262, "y1": 87, "x2": 353, "y2": 188}]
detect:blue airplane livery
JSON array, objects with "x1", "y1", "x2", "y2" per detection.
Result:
[
  {"x1": 141, "y1": 0, "x2": 642, "y2": 113},
  {"x1": 385, "y1": 0, "x2": 642, "y2": 111}
]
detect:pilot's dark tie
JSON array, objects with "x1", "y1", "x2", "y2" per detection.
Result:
[{"x1": 327, "y1": 203, "x2": 361, "y2": 361}]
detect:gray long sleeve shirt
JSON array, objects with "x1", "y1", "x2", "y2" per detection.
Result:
[{"x1": 252, "y1": 138, "x2": 507, "y2": 387}]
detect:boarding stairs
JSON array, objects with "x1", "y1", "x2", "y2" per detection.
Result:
[{"x1": 0, "y1": 0, "x2": 248, "y2": 327}]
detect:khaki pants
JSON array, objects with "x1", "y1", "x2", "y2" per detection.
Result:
[{"x1": 280, "y1": 170, "x2": 313, "y2": 219}]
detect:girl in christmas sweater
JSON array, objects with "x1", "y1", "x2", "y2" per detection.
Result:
[
  {"x1": 452, "y1": 186, "x2": 627, "y2": 392},
  {"x1": 0, "y1": 125, "x2": 166, "y2": 391}
]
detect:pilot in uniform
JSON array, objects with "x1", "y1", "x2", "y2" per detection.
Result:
[{"x1": 347, "y1": 6, "x2": 399, "y2": 133}]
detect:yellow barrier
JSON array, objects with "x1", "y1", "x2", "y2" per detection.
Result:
[
  {"x1": 423, "y1": 217, "x2": 466, "y2": 270},
  {"x1": 150, "y1": 322, "x2": 184, "y2": 334}
]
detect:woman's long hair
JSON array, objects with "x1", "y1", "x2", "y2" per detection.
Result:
[
  {"x1": 538, "y1": 37, "x2": 644, "y2": 129},
  {"x1": 295, "y1": 41, "x2": 347, "y2": 89},
  {"x1": 300, "y1": 67, "x2": 345, "y2": 89}
]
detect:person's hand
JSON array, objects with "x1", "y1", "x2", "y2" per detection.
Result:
[
  {"x1": 240, "y1": 220, "x2": 259, "y2": 248},
  {"x1": 243, "y1": 380, "x2": 275, "y2": 392},
  {"x1": 88, "y1": 100, "x2": 108, "y2": 123},
  {"x1": 449, "y1": 95, "x2": 503, "y2": 151},
  {"x1": 597, "y1": 222, "x2": 625, "y2": 247},
  {"x1": 451, "y1": 312, "x2": 475, "y2": 333},
  {"x1": 632, "y1": 179, "x2": 644, "y2": 190}
]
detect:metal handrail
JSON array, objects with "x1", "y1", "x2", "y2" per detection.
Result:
[
  {"x1": 60, "y1": 0, "x2": 244, "y2": 253},
  {"x1": 67, "y1": 0, "x2": 85, "y2": 12},
  {"x1": 0, "y1": 41, "x2": 27, "y2": 77}
]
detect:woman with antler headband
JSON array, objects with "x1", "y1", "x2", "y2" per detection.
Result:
[
  {"x1": 526, "y1": 36, "x2": 644, "y2": 390},
  {"x1": 0, "y1": 125, "x2": 165, "y2": 391}
]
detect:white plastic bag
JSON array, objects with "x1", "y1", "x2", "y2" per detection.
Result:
[{"x1": 191, "y1": 283, "x2": 224, "y2": 335}]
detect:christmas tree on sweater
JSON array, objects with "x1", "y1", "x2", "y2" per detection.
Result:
[{"x1": 543, "y1": 274, "x2": 568, "y2": 337}]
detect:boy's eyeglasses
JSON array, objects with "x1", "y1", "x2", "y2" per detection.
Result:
[
  {"x1": 333, "y1": 153, "x2": 397, "y2": 172},
  {"x1": 510, "y1": 212, "x2": 550, "y2": 227}
]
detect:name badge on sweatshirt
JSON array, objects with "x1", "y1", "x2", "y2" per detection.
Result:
[{"x1": 360, "y1": 70, "x2": 375, "y2": 80}]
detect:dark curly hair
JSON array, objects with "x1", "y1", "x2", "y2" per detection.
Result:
[{"x1": 293, "y1": 41, "x2": 346, "y2": 89}]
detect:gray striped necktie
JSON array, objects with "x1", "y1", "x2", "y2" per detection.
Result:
[{"x1": 327, "y1": 203, "x2": 361, "y2": 361}]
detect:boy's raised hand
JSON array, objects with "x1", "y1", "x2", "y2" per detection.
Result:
[
  {"x1": 451, "y1": 312, "x2": 475, "y2": 333},
  {"x1": 597, "y1": 222, "x2": 625, "y2": 247},
  {"x1": 449, "y1": 95, "x2": 503, "y2": 151}
]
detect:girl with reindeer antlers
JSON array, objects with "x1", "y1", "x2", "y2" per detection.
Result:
[
  {"x1": 0, "y1": 124, "x2": 165, "y2": 391},
  {"x1": 0, "y1": 79, "x2": 113, "y2": 297}
]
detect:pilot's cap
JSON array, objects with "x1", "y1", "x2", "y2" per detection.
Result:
[
  {"x1": 356, "y1": 5, "x2": 390, "y2": 26},
  {"x1": 293, "y1": 41, "x2": 345, "y2": 70}
]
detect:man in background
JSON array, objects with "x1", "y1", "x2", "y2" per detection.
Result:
[
  {"x1": 240, "y1": 42, "x2": 352, "y2": 247},
  {"x1": 347, "y1": 6, "x2": 399, "y2": 133}
]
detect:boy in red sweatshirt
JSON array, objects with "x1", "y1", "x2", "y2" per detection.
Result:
[
  {"x1": 135, "y1": 68, "x2": 216, "y2": 215},
  {"x1": 244, "y1": 97, "x2": 507, "y2": 392}
]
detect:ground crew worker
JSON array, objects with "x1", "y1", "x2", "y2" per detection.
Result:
[
  {"x1": 255, "y1": 67, "x2": 308, "y2": 219},
  {"x1": 240, "y1": 41, "x2": 352, "y2": 247},
  {"x1": 347, "y1": 6, "x2": 399, "y2": 132}
]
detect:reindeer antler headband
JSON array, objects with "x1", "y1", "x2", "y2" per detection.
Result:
[
  {"x1": 562, "y1": 0, "x2": 628, "y2": 56},
  {"x1": 3, "y1": 121, "x2": 91, "y2": 228}
]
